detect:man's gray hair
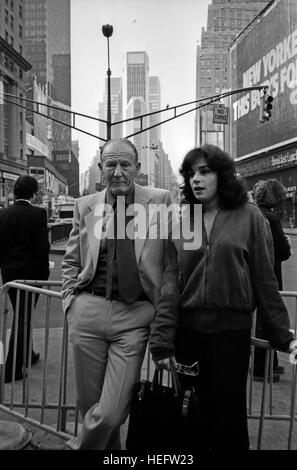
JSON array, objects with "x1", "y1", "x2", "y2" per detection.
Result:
[{"x1": 100, "y1": 138, "x2": 138, "y2": 161}]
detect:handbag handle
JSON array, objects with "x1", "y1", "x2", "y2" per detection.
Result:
[{"x1": 152, "y1": 362, "x2": 181, "y2": 397}]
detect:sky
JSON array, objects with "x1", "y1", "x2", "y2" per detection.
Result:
[{"x1": 71, "y1": 0, "x2": 210, "y2": 176}]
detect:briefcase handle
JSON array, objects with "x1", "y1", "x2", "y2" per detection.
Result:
[{"x1": 152, "y1": 362, "x2": 182, "y2": 397}]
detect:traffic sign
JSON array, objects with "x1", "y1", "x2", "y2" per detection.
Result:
[{"x1": 213, "y1": 105, "x2": 228, "y2": 124}]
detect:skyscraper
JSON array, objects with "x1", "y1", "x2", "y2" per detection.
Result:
[
  {"x1": 123, "y1": 51, "x2": 151, "y2": 183},
  {"x1": 24, "y1": 0, "x2": 70, "y2": 100},
  {"x1": 0, "y1": 0, "x2": 31, "y2": 204},
  {"x1": 195, "y1": 0, "x2": 269, "y2": 149},
  {"x1": 98, "y1": 77, "x2": 123, "y2": 140},
  {"x1": 149, "y1": 76, "x2": 161, "y2": 148},
  {"x1": 123, "y1": 51, "x2": 149, "y2": 110},
  {"x1": 24, "y1": 0, "x2": 71, "y2": 152}
]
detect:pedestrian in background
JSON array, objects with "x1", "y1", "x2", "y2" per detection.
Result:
[
  {"x1": 253, "y1": 179, "x2": 291, "y2": 382},
  {"x1": 0, "y1": 176, "x2": 50, "y2": 383},
  {"x1": 61, "y1": 138, "x2": 178, "y2": 450},
  {"x1": 174, "y1": 145, "x2": 296, "y2": 450}
]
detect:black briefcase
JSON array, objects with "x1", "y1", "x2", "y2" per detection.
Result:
[{"x1": 126, "y1": 364, "x2": 200, "y2": 451}]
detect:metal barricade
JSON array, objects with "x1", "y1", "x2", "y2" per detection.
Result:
[
  {"x1": 248, "y1": 291, "x2": 297, "y2": 450},
  {"x1": 0, "y1": 280, "x2": 79, "y2": 442},
  {"x1": 1, "y1": 280, "x2": 297, "y2": 450}
]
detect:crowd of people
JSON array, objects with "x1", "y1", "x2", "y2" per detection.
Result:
[{"x1": 0, "y1": 138, "x2": 296, "y2": 451}]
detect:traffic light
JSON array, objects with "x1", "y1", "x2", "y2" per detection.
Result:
[{"x1": 259, "y1": 90, "x2": 274, "y2": 123}]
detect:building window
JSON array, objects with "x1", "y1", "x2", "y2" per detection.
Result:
[
  {"x1": 10, "y1": 15, "x2": 14, "y2": 31},
  {"x1": 5, "y1": 31, "x2": 9, "y2": 41},
  {"x1": 19, "y1": 25, "x2": 22, "y2": 38},
  {"x1": 20, "y1": 130, "x2": 23, "y2": 143},
  {"x1": 19, "y1": 44, "x2": 22, "y2": 55},
  {"x1": 19, "y1": 68, "x2": 23, "y2": 79},
  {"x1": 55, "y1": 154, "x2": 69, "y2": 161},
  {"x1": 5, "y1": 10, "x2": 9, "y2": 25},
  {"x1": 10, "y1": 0, "x2": 14, "y2": 11},
  {"x1": 10, "y1": 36, "x2": 14, "y2": 47},
  {"x1": 19, "y1": 3, "x2": 22, "y2": 18}
]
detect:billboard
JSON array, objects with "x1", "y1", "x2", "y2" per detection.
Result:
[{"x1": 231, "y1": 0, "x2": 297, "y2": 159}]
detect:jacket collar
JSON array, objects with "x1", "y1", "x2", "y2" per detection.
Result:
[{"x1": 14, "y1": 199, "x2": 32, "y2": 206}]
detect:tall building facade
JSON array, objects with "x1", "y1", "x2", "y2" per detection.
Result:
[
  {"x1": 123, "y1": 51, "x2": 149, "y2": 112},
  {"x1": 24, "y1": 0, "x2": 70, "y2": 99},
  {"x1": 23, "y1": 0, "x2": 75, "y2": 203},
  {"x1": 149, "y1": 76, "x2": 161, "y2": 148},
  {"x1": 123, "y1": 51, "x2": 151, "y2": 184},
  {"x1": 195, "y1": 0, "x2": 269, "y2": 149},
  {"x1": 24, "y1": 0, "x2": 72, "y2": 153},
  {"x1": 157, "y1": 142, "x2": 178, "y2": 191},
  {"x1": 98, "y1": 77, "x2": 123, "y2": 140},
  {"x1": 0, "y1": 0, "x2": 31, "y2": 204},
  {"x1": 52, "y1": 149, "x2": 79, "y2": 198}
]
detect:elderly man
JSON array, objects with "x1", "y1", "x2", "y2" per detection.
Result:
[{"x1": 61, "y1": 138, "x2": 179, "y2": 450}]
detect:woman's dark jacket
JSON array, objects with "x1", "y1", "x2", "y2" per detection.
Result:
[
  {"x1": 258, "y1": 205, "x2": 291, "y2": 290},
  {"x1": 174, "y1": 202, "x2": 293, "y2": 352}
]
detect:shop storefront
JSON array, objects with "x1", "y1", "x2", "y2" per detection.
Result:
[
  {"x1": 236, "y1": 145, "x2": 297, "y2": 226},
  {"x1": 0, "y1": 171, "x2": 22, "y2": 206}
]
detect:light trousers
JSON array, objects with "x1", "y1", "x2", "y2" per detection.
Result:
[{"x1": 66, "y1": 292, "x2": 154, "y2": 450}]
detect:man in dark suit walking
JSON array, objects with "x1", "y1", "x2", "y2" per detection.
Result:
[{"x1": 0, "y1": 175, "x2": 50, "y2": 382}]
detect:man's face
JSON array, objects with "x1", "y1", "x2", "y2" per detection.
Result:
[{"x1": 99, "y1": 141, "x2": 140, "y2": 197}]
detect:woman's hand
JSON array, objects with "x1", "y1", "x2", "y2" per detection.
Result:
[
  {"x1": 288, "y1": 339, "x2": 297, "y2": 352},
  {"x1": 289, "y1": 339, "x2": 297, "y2": 365},
  {"x1": 154, "y1": 356, "x2": 176, "y2": 371}
]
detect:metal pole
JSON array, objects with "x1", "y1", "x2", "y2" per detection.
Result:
[
  {"x1": 107, "y1": 36, "x2": 111, "y2": 140},
  {"x1": 102, "y1": 24, "x2": 113, "y2": 141}
]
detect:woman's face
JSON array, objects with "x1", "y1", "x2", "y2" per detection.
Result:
[{"x1": 189, "y1": 157, "x2": 218, "y2": 206}]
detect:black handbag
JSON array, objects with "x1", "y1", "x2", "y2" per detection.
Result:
[{"x1": 126, "y1": 364, "x2": 200, "y2": 451}]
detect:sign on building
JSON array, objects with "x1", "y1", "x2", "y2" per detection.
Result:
[
  {"x1": 213, "y1": 105, "x2": 229, "y2": 124},
  {"x1": 230, "y1": 0, "x2": 297, "y2": 158}
]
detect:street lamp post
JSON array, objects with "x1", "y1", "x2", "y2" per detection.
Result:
[{"x1": 102, "y1": 24, "x2": 113, "y2": 141}]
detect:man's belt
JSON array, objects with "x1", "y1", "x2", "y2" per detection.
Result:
[{"x1": 82, "y1": 286, "x2": 149, "y2": 302}]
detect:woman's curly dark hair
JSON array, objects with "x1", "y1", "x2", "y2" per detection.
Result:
[
  {"x1": 179, "y1": 144, "x2": 248, "y2": 210},
  {"x1": 253, "y1": 179, "x2": 286, "y2": 208}
]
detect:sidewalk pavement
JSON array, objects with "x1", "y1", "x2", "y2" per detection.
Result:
[
  {"x1": 284, "y1": 228, "x2": 297, "y2": 236},
  {"x1": 50, "y1": 241, "x2": 67, "y2": 255}
]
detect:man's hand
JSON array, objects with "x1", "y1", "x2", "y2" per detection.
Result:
[{"x1": 154, "y1": 356, "x2": 176, "y2": 371}]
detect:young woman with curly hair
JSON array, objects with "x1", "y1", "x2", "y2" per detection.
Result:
[
  {"x1": 174, "y1": 145, "x2": 295, "y2": 450},
  {"x1": 252, "y1": 179, "x2": 291, "y2": 382}
]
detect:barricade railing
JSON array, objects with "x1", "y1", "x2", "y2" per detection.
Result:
[
  {"x1": 248, "y1": 290, "x2": 297, "y2": 450},
  {"x1": 0, "y1": 280, "x2": 79, "y2": 442},
  {"x1": 48, "y1": 223, "x2": 72, "y2": 244},
  {"x1": 0, "y1": 281, "x2": 297, "y2": 449}
]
